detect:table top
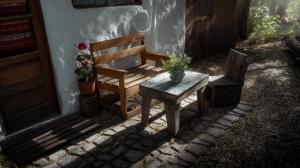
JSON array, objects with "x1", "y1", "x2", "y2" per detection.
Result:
[{"x1": 140, "y1": 71, "x2": 208, "y2": 100}]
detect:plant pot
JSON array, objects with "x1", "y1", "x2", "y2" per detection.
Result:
[
  {"x1": 78, "y1": 79, "x2": 96, "y2": 96},
  {"x1": 169, "y1": 70, "x2": 185, "y2": 83}
]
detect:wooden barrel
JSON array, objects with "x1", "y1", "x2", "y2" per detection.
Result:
[{"x1": 0, "y1": 0, "x2": 29, "y2": 17}]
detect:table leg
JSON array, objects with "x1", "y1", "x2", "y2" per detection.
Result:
[
  {"x1": 141, "y1": 96, "x2": 152, "y2": 127},
  {"x1": 197, "y1": 88, "x2": 205, "y2": 113},
  {"x1": 164, "y1": 102, "x2": 180, "y2": 136}
]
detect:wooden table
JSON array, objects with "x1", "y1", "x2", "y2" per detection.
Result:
[{"x1": 139, "y1": 71, "x2": 209, "y2": 135}]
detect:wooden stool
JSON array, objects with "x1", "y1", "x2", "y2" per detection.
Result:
[{"x1": 79, "y1": 94, "x2": 100, "y2": 117}]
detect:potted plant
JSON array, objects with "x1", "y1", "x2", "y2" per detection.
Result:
[
  {"x1": 75, "y1": 42, "x2": 95, "y2": 96},
  {"x1": 162, "y1": 54, "x2": 191, "y2": 83}
]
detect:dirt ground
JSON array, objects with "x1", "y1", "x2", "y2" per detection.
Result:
[{"x1": 192, "y1": 41, "x2": 300, "y2": 168}]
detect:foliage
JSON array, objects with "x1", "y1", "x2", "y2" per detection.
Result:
[
  {"x1": 74, "y1": 42, "x2": 94, "y2": 82},
  {"x1": 247, "y1": 6, "x2": 281, "y2": 44},
  {"x1": 161, "y1": 54, "x2": 191, "y2": 72}
]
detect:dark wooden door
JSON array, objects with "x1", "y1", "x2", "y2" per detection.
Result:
[
  {"x1": 0, "y1": 0, "x2": 59, "y2": 135},
  {"x1": 185, "y1": 0, "x2": 238, "y2": 61}
]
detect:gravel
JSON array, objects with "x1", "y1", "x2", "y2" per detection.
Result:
[{"x1": 192, "y1": 41, "x2": 300, "y2": 168}]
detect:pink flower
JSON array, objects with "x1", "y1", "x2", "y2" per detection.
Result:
[{"x1": 78, "y1": 42, "x2": 88, "y2": 50}]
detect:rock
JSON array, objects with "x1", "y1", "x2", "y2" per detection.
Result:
[
  {"x1": 159, "y1": 146, "x2": 177, "y2": 155},
  {"x1": 96, "y1": 153, "x2": 114, "y2": 161},
  {"x1": 185, "y1": 143, "x2": 208, "y2": 156},
  {"x1": 102, "y1": 129, "x2": 116, "y2": 136},
  {"x1": 168, "y1": 156, "x2": 190, "y2": 167},
  {"x1": 237, "y1": 103, "x2": 252, "y2": 111},
  {"x1": 223, "y1": 114, "x2": 240, "y2": 123},
  {"x1": 82, "y1": 142, "x2": 96, "y2": 152},
  {"x1": 112, "y1": 159, "x2": 129, "y2": 168},
  {"x1": 198, "y1": 134, "x2": 216, "y2": 145},
  {"x1": 32, "y1": 158, "x2": 49, "y2": 166},
  {"x1": 124, "y1": 149, "x2": 145, "y2": 163},
  {"x1": 43, "y1": 163, "x2": 61, "y2": 168},
  {"x1": 217, "y1": 118, "x2": 233, "y2": 127},
  {"x1": 112, "y1": 145, "x2": 126, "y2": 157},
  {"x1": 57, "y1": 155, "x2": 78, "y2": 167},
  {"x1": 93, "y1": 135, "x2": 110, "y2": 145},
  {"x1": 48, "y1": 150, "x2": 67, "y2": 161},
  {"x1": 206, "y1": 127, "x2": 225, "y2": 138},
  {"x1": 112, "y1": 125, "x2": 126, "y2": 132},
  {"x1": 67, "y1": 146, "x2": 86, "y2": 156},
  {"x1": 232, "y1": 108, "x2": 248, "y2": 115},
  {"x1": 175, "y1": 150, "x2": 197, "y2": 164},
  {"x1": 145, "y1": 157, "x2": 162, "y2": 168}
]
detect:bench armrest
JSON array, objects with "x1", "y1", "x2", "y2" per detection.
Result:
[
  {"x1": 96, "y1": 64, "x2": 128, "y2": 79},
  {"x1": 141, "y1": 52, "x2": 169, "y2": 65}
]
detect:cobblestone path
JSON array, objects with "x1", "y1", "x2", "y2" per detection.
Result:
[{"x1": 26, "y1": 93, "x2": 252, "y2": 168}]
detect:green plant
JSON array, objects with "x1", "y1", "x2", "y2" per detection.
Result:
[
  {"x1": 247, "y1": 6, "x2": 281, "y2": 44},
  {"x1": 161, "y1": 54, "x2": 191, "y2": 72},
  {"x1": 74, "y1": 42, "x2": 94, "y2": 82}
]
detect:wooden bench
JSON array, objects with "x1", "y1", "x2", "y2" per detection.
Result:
[{"x1": 90, "y1": 33, "x2": 169, "y2": 119}]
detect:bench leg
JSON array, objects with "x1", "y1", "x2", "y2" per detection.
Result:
[
  {"x1": 120, "y1": 93, "x2": 128, "y2": 119},
  {"x1": 164, "y1": 102, "x2": 180, "y2": 136},
  {"x1": 141, "y1": 96, "x2": 152, "y2": 127},
  {"x1": 197, "y1": 87, "x2": 206, "y2": 113}
]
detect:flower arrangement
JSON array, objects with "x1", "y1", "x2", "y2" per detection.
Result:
[
  {"x1": 74, "y1": 42, "x2": 94, "y2": 82},
  {"x1": 162, "y1": 54, "x2": 191, "y2": 83}
]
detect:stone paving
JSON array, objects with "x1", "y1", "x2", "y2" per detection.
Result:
[{"x1": 26, "y1": 93, "x2": 253, "y2": 168}]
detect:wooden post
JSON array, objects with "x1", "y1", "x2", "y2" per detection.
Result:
[{"x1": 79, "y1": 94, "x2": 100, "y2": 117}]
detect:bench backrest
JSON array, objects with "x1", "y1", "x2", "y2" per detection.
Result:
[
  {"x1": 224, "y1": 49, "x2": 248, "y2": 85},
  {"x1": 90, "y1": 33, "x2": 145, "y2": 65}
]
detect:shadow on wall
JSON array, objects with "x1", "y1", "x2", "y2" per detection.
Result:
[{"x1": 149, "y1": 0, "x2": 185, "y2": 54}]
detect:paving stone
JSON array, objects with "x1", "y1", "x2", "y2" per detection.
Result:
[
  {"x1": 86, "y1": 134, "x2": 100, "y2": 142},
  {"x1": 112, "y1": 145, "x2": 126, "y2": 156},
  {"x1": 168, "y1": 156, "x2": 190, "y2": 167},
  {"x1": 93, "y1": 135, "x2": 110, "y2": 145},
  {"x1": 206, "y1": 127, "x2": 225, "y2": 138},
  {"x1": 159, "y1": 146, "x2": 177, "y2": 155},
  {"x1": 33, "y1": 158, "x2": 49, "y2": 166},
  {"x1": 223, "y1": 114, "x2": 240, "y2": 123},
  {"x1": 57, "y1": 154, "x2": 78, "y2": 167},
  {"x1": 151, "y1": 150, "x2": 160, "y2": 158},
  {"x1": 140, "y1": 138, "x2": 154, "y2": 148},
  {"x1": 158, "y1": 153, "x2": 172, "y2": 162},
  {"x1": 103, "y1": 129, "x2": 116, "y2": 136},
  {"x1": 171, "y1": 142, "x2": 186, "y2": 152},
  {"x1": 127, "y1": 133, "x2": 140, "y2": 139},
  {"x1": 125, "y1": 138, "x2": 138, "y2": 146},
  {"x1": 237, "y1": 103, "x2": 252, "y2": 111},
  {"x1": 112, "y1": 159, "x2": 129, "y2": 168},
  {"x1": 48, "y1": 150, "x2": 67, "y2": 161},
  {"x1": 131, "y1": 159, "x2": 144, "y2": 168},
  {"x1": 198, "y1": 134, "x2": 216, "y2": 145},
  {"x1": 131, "y1": 142, "x2": 148, "y2": 151},
  {"x1": 232, "y1": 108, "x2": 248, "y2": 115},
  {"x1": 176, "y1": 150, "x2": 197, "y2": 164},
  {"x1": 43, "y1": 163, "x2": 61, "y2": 168},
  {"x1": 228, "y1": 111, "x2": 242, "y2": 117},
  {"x1": 82, "y1": 142, "x2": 96, "y2": 152},
  {"x1": 93, "y1": 161, "x2": 106, "y2": 168},
  {"x1": 66, "y1": 146, "x2": 86, "y2": 156},
  {"x1": 165, "y1": 163, "x2": 186, "y2": 168},
  {"x1": 185, "y1": 143, "x2": 208, "y2": 156},
  {"x1": 145, "y1": 157, "x2": 162, "y2": 168},
  {"x1": 217, "y1": 118, "x2": 233, "y2": 127},
  {"x1": 112, "y1": 125, "x2": 126, "y2": 132},
  {"x1": 124, "y1": 149, "x2": 145, "y2": 163},
  {"x1": 212, "y1": 123, "x2": 229, "y2": 129},
  {"x1": 96, "y1": 153, "x2": 114, "y2": 161}
]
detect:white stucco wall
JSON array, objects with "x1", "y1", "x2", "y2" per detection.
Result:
[{"x1": 40, "y1": 0, "x2": 185, "y2": 115}]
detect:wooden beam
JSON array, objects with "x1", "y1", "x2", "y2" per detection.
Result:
[
  {"x1": 95, "y1": 45, "x2": 146, "y2": 64},
  {"x1": 90, "y1": 33, "x2": 144, "y2": 51}
]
